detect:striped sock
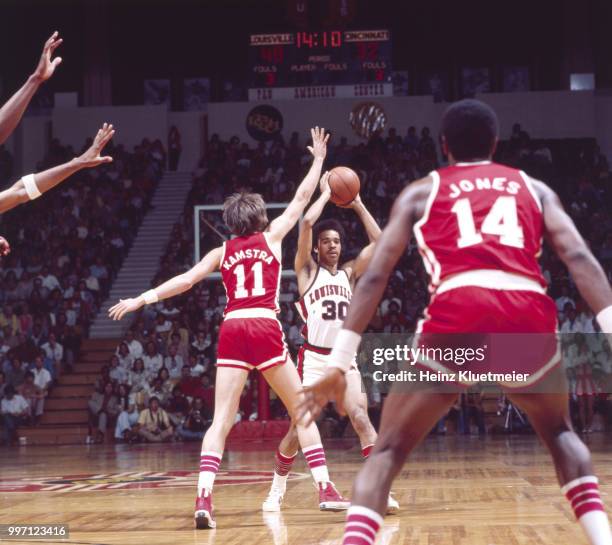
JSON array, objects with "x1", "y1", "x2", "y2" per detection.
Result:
[
  {"x1": 275, "y1": 449, "x2": 297, "y2": 476},
  {"x1": 198, "y1": 450, "x2": 222, "y2": 496},
  {"x1": 302, "y1": 443, "x2": 329, "y2": 483},
  {"x1": 562, "y1": 476, "x2": 612, "y2": 545},
  {"x1": 343, "y1": 505, "x2": 383, "y2": 545},
  {"x1": 271, "y1": 450, "x2": 297, "y2": 490},
  {"x1": 361, "y1": 444, "x2": 374, "y2": 459}
]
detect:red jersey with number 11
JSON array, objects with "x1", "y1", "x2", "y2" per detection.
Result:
[
  {"x1": 414, "y1": 161, "x2": 546, "y2": 292},
  {"x1": 220, "y1": 232, "x2": 281, "y2": 315}
]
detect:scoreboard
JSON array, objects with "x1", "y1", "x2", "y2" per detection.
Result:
[{"x1": 248, "y1": 29, "x2": 392, "y2": 98}]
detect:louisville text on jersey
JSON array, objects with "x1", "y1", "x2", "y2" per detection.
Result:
[{"x1": 307, "y1": 284, "x2": 352, "y2": 305}]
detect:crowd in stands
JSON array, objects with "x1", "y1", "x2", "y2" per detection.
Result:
[
  {"x1": 3, "y1": 123, "x2": 611, "y2": 445},
  {"x1": 83, "y1": 124, "x2": 612, "y2": 444},
  {"x1": 0, "y1": 137, "x2": 163, "y2": 445}
]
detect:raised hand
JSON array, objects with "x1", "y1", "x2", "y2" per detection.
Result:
[
  {"x1": 108, "y1": 298, "x2": 143, "y2": 321},
  {"x1": 0, "y1": 236, "x2": 10, "y2": 257},
  {"x1": 32, "y1": 31, "x2": 63, "y2": 83},
  {"x1": 338, "y1": 193, "x2": 362, "y2": 209},
  {"x1": 297, "y1": 367, "x2": 347, "y2": 426},
  {"x1": 319, "y1": 171, "x2": 331, "y2": 195},
  {"x1": 76, "y1": 123, "x2": 115, "y2": 168},
  {"x1": 307, "y1": 126, "x2": 330, "y2": 160}
]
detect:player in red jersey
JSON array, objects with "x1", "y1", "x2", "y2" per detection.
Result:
[
  {"x1": 300, "y1": 100, "x2": 612, "y2": 545},
  {"x1": 109, "y1": 127, "x2": 351, "y2": 530},
  {"x1": 262, "y1": 179, "x2": 399, "y2": 513}
]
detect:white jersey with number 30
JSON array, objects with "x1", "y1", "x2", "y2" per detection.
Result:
[{"x1": 296, "y1": 266, "x2": 352, "y2": 349}]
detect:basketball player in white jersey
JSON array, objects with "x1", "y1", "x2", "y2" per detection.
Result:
[{"x1": 262, "y1": 176, "x2": 399, "y2": 513}]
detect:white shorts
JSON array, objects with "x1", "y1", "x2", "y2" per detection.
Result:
[{"x1": 297, "y1": 343, "x2": 359, "y2": 388}]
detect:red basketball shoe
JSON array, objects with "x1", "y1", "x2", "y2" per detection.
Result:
[
  {"x1": 318, "y1": 482, "x2": 350, "y2": 511},
  {"x1": 194, "y1": 489, "x2": 216, "y2": 529}
]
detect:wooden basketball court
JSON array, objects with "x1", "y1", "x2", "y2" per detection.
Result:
[{"x1": 1, "y1": 435, "x2": 610, "y2": 544}]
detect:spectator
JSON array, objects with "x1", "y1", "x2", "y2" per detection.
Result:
[
  {"x1": 142, "y1": 342, "x2": 163, "y2": 379},
  {"x1": 90, "y1": 257, "x2": 109, "y2": 282},
  {"x1": 128, "y1": 358, "x2": 149, "y2": 407},
  {"x1": 137, "y1": 396, "x2": 174, "y2": 442},
  {"x1": 0, "y1": 305, "x2": 18, "y2": 335},
  {"x1": 87, "y1": 382, "x2": 119, "y2": 444},
  {"x1": 125, "y1": 329, "x2": 144, "y2": 359},
  {"x1": 18, "y1": 372, "x2": 44, "y2": 422},
  {"x1": 560, "y1": 307, "x2": 582, "y2": 334},
  {"x1": 31, "y1": 356, "x2": 52, "y2": 417},
  {"x1": 166, "y1": 386, "x2": 190, "y2": 428},
  {"x1": 154, "y1": 312, "x2": 172, "y2": 340},
  {"x1": 115, "y1": 383, "x2": 131, "y2": 412},
  {"x1": 41, "y1": 333, "x2": 64, "y2": 378},
  {"x1": 178, "y1": 398, "x2": 209, "y2": 441},
  {"x1": 1, "y1": 385, "x2": 30, "y2": 444},
  {"x1": 149, "y1": 377, "x2": 169, "y2": 406},
  {"x1": 108, "y1": 355, "x2": 128, "y2": 384},
  {"x1": 163, "y1": 344, "x2": 184, "y2": 380},
  {"x1": 157, "y1": 367, "x2": 174, "y2": 397},
  {"x1": 160, "y1": 299, "x2": 180, "y2": 319},
  {"x1": 177, "y1": 365, "x2": 201, "y2": 399},
  {"x1": 168, "y1": 126, "x2": 182, "y2": 171},
  {"x1": 380, "y1": 287, "x2": 402, "y2": 316},
  {"x1": 6, "y1": 357, "x2": 26, "y2": 388},
  {"x1": 116, "y1": 342, "x2": 134, "y2": 369},
  {"x1": 187, "y1": 354, "x2": 205, "y2": 377},
  {"x1": 555, "y1": 286, "x2": 575, "y2": 314},
  {"x1": 114, "y1": 396, "x2": 140, "y2": 443}
]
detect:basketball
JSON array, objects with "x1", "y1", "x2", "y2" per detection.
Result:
[{"x1": 328, "y1": 166, "x2": 360, "y2": 206}]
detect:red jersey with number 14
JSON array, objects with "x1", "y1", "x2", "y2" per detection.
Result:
[
  {"x1": 414, "y1": 161, "x2": 546, "y2": 292},
  {"x1": 220, "y1": 232, "x2": 281, "y2": 314}
]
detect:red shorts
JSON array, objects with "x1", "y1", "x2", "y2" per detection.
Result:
[
  {"x1": 416, "y1": 287, "x2": 560, "y2": 389},
  {"x1": 217, "y1": 317, "x2": 289, "y2": 372}
]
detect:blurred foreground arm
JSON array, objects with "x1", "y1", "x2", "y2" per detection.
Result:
[
  {"x1": 0, "y1": 32, "x2": 63, "y2": 145},
  {"x1": 0, "y1": 123, "x2": 114, "y2": 214}
]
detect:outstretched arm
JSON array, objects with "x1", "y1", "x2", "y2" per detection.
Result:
[
  {"x1": 294, "y1": 172, "x2": 332, "y2": 276},
  {"x1": 0, "y1": 123, "x2": 114, "y2": 214},
  {"x1": 267, "y1": 127, "x2": 329, "y2": 243},
  {"x1": 0, "y1": 32, "x2": 63, "y2": 145},
  {"x1": 337, "y1": 190, "x2": 414, "y2": 337},
  {"x1": 535, "y1": 180, "x2": 612, "y2": 328},
  {"x1": 343, "y1": 195, "x2": 382, "y2": 280},
  {"x1": 349, "y1": 195, "x2": 381, "y2": 244},
  {"x1": 108, "y1": 247, "x2": 223, "y2": 321}
]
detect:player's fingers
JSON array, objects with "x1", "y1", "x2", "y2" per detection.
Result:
[
  {"x1": 310, "y1": 128, "x2": 315, "y2": 142},
  {"x1": 44, "y1": 33, "x2": 56, "y2": 49},
  {"x1": 307, "y1": 146, "x2": 314, "y2": 154},
  {"x1": 324, "y1": 133, "x2": 330, "y2": 143},
  {"x1": 101, "y1": 127, "x2": 115, "y2": 142},
  {"x1": 100, "y1": 156, "x2": 113, "y2": 163},
  {"x1": 52, "y1": 57, "x2": 62, "y2": 68},
  {"x1": 50, "y1": 38, "x2": 63, "y2": 51}
]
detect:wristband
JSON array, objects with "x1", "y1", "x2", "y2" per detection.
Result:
[
  {"x1": 596, "y1": 305, "x2": 612, "y2": 334},
  {"x1": 22, "y1": 174, "x2": 42, "y2": 200},
  {"x1": 329, "y1": 329, "x2": 362, "y2": 373},
  {"x1": 142, "y1": 289, "x2": 159, "y2": 305}
]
